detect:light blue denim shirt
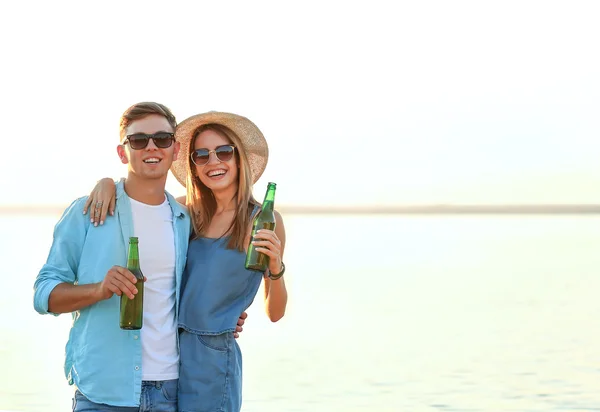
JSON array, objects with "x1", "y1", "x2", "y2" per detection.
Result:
[{"x1": 33, "y1": 180, "x2": 190, "y2": 407}]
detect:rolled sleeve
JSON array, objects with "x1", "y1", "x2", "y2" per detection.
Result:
[
  {"x1": 33, "y1": 277, "x2": 63, "y2": 315},
  {"x1": 33, "y1": 197, "x2": 89, "y2": 315}
]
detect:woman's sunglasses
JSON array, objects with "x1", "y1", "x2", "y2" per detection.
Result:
[
  {"x1": 191, "y1": 145, "x2": 236, "y2": 166},
  {"x1": 122, "y1": 132, "x2": 175, "y2": 150}
]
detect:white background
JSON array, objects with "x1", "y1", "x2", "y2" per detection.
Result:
[{"x1": 0, "y1": 0, "x2": 598, "y2": 208}]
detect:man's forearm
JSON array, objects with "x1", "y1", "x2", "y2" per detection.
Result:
[{"x1": 48, "y1": 283, "x2": 104, "y2": 314}]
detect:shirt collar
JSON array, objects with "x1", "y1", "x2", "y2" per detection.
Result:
[{"x1": 116, "y1": 178, "x2": 187, "y2": 219}]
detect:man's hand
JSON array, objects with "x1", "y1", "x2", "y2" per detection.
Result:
[
  {"x1": 234, "y1": 312, "x2": 248, "y2": 339},
  {"x1": 97, "y1": 266, "x2": 142, "y2": 301}
]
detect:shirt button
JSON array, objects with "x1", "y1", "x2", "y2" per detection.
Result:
[
  {"x1": 134, "y1": 335, "x2": 139, "y2": 340},
  {"x1": 135, "y1": 366, "x2": 139, "y2": 371}
]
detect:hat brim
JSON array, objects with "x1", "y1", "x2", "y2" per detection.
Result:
[{"x1": 170, "y1": 111, "x2": 268, "y2": 187}]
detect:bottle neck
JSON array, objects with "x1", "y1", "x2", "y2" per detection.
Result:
[
  {"x1": 262, "y1": 184, "x2": 276, "y2": 212},
  {"x1": 127, "y1": 244, "x2": 140, "y2": 269},
  {"x1": 262, "y1": 199, "x2": 274, "y2": 213}
]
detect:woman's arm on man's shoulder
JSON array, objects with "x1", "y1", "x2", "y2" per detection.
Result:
[{"x1": 83, "y1": 178, "x2": 118, "y2": 226}]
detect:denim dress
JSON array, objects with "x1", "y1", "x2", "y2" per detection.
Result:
[{"x1": 178, "y1": 229, "x2": 263, "y2": 412}]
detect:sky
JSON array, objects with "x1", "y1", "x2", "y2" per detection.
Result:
[{"x1": 0, "y1": 0, "x2": 599, "y2": 208}]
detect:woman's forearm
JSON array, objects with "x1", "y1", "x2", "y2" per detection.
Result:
[{"x1": 264, "y1": 276, "x2": 287, "y2": 322}]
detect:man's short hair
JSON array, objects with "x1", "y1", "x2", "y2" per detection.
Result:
[{"x1": 119, "y1": 102, "x2": 177, "y2": 141}]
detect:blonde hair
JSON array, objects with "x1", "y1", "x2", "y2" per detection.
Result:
[{"x1": 185, "y1": 124, "x2": 259, "y2": 251}]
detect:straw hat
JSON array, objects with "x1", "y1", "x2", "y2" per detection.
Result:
[{"x1": 170, "y1": 111, "x2": 269, "y2": 187}]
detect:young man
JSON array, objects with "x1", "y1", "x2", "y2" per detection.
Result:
[{"x1": 33, "y1": 102, "x2": 244, "y2": 411}]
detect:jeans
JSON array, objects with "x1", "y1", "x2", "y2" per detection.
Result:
[
  {"x1": 178, "y1": 330, "x2": 242, "y2": 412},
  {"x1": 72, "y1": 380, "x2": 178, "y2": 412}
]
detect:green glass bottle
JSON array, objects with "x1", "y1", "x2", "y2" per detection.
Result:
[
  {"x1": 245, "y1": 182, "x2": 277, "y2": 272},
  {"x1": 120, "y1": 237, "x2": 144, "y2": 330}
]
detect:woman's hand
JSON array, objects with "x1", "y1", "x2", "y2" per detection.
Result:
[
  {"x1": 83, "y1": 178, "x2": 117, "y2": 226},
  {"x1": 251, "y1": 229, "x2": 283, "y2": 276}
]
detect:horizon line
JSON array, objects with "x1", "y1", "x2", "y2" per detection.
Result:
[{"x1": 2, "y1": 204, "x2": 600, "y2": 215}]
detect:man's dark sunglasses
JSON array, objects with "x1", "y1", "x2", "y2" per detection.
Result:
[{"x1": 122, "y1": 132, "x2": 175, "y2": 150}]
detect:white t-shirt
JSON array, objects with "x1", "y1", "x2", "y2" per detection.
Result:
[{"x1": 130, "y1": 196, "x2": 179, "y2": 380}]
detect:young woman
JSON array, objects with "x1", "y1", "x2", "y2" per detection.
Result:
[{"x1": 85, "y1": 111, "x2": 288, "y2": 411}]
